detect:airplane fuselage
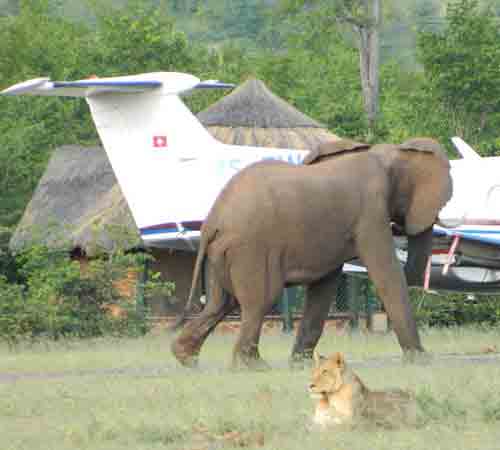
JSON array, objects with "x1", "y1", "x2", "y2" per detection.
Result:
[{"x1": 3, "y1": 72, "x2": 500, "y2": 293}]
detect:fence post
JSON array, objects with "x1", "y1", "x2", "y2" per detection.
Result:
[
  {"x1": 348, "y1": 276, "x2": 363, "y2": 330},
  {"x1": 280, "y1": 288, "x2": 294, "y2": 334}
]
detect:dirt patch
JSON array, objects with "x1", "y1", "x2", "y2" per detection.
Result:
[{"x1": 1, "y1": 353, "x2": 500, "y2": 384}]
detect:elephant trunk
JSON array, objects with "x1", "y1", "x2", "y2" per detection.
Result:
[{"x1": 404, "y1": 227, "x2": 433, "y2": 287}]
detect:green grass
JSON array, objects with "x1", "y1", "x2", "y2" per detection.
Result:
[{"x1": 1, "y1": 326, "x2": 500, "y2": 450}]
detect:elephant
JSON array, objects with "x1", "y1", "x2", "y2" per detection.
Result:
[{"x1": 171, "y1": 138, "x2": 453, "y2": 369}]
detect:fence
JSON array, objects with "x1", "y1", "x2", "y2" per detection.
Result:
[
  {"x1": 272, "y1": 275, "x2": 383, "y2": 332},
  {"x1": 144, "y1": 269, "x2": 383, "y2": 329}
]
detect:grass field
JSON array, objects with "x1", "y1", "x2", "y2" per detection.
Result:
[{"x1": 1, "y1": 327, "x2": 500, "y2": 450}]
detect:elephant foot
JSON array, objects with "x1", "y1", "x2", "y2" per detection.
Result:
[
  {"x1": 232, "y1": 358, "x2": 271, "y2": 371},
  {"x1": 171, "y1": 338, "x2": 200, "y2": 368},
  {"x1": 402, "y1": 349, "x2": 432, "y2": 365},
  {"x1": 231, "y1": 351, "x2": 270, "y2": 371}
]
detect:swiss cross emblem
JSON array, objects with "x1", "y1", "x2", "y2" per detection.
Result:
[{"x1": 153, "y1": 135, "x2": 167, "y2": 148}]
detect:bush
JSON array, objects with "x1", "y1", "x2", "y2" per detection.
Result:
[
  {"x1": 0, "y1": 242, "x2": 161, "y2": 346},
  {"x1": 410, "y1": 289, "x2": 500, "y2": 327},
  {"x1": 0, "y1": 226, "x2": 18, "y2": 282},
  {"x1": 0, "y1": 276, "x2": 29, "y2": 349}
]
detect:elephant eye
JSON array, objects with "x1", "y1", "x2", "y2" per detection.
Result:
[{"x1": 321, "y1": 369, "x2": 329, "y2": 375}]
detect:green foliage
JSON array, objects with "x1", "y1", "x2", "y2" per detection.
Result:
[
  {"x1": 0, "y1": 0, "x2": 97, "y2": 226},
  {"x1": 143, "y1": 270, "x2": 176, "y2": 304},
  {"x1": 88, "y1": 0, "x2": 196, "y2": 76},
  {"x1": 418, "y1": 0, "x2": 500, "y2": 150},
  {"x1": 410, "y1": 289, "x2": 500, "y2": 327},
  {"x1": 0, "y1": 276, "x2": 27, "y2": 349},
  {"x1": 377, "y1": 61, "x2": 457, "y2": 148},
  {"x1": 0, "y1": 227, "x2": 18, "y2": 282},
  {"x1": 482, "y1": 396, "x2": 500, "y2": 422},
  {"x1": 0, "y1": 240, "x2": 155, "y2": 347}
]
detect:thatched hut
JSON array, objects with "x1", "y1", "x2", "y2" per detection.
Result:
[
  {"x1": 11, "y1": 78, "x2": 339, "y2": 316},
  {"x1": 198, "y1": 78, "x2": 337, "y2": 148},
  {"x1": 9, "y1": 145, "x2": 192, "y2": 315},
  {"x1": 10, "y1": 145, "x2": 140, "y2": 257}
]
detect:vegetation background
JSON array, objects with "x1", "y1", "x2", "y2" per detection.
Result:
[
  {"x1": 0, "y1": 5, "x2": 500, "y2": 449},
  {"x1": 1, "y1": 0, "x2": 500, "y2": 341}
]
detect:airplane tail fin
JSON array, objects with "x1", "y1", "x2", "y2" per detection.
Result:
[
  {"x1": 2, "y1": 72, "x2": 234, "y2": 235},
  {"x1": 451, "y1": 136, "x2": 482, "y2": 160}
]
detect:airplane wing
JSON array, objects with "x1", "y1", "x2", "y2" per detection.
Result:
[
  {"x1": 1, "y1": 77, "x2": 162, "y2": 97},
  {"x1": 433, "y1": 225, "x2": 500, "y2": 246},
  {"x1": 1, "y1": 75, "x2": 233, "y2": 98}
]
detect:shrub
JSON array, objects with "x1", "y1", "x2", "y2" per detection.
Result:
[
  {"x1": 410, "y1": 289, "x2": 500, "y2": 327},
  {"x1": 0, "y1": 276, "x2": 29, "y2": 349},
  {"x1": 0, "y1": 241, "x2": 160, "y2": 346},
  {"x1": 0, "y1": 226, "x2": 18, "y2": 283}
]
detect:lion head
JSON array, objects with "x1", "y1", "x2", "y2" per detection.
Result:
[{"x1": 308, "y1": 351, "x2": 346, "y2": 400}]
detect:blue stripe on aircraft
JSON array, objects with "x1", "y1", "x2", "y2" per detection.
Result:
[
  {"x1": 458, "y1": 233, "x2": 500, "y2": 245},
  {"x1": 141, "y1": 227, "x2": 179, "y2": 236},
  {"x1": 456, "y1": 229, "x2": 500, "y2": 234},
  {"x1": 434, "y1": 227, "x2": 500, "y2": 245},
  {"x1": 143, "y1": 224, "x2": 500, "y2": 241},
  {"x1": 195, "y1": 82, "x2": 235, "y2": 89},
  {"x1": 53, "y1": 80, "x2": 162, "y2": 88}
]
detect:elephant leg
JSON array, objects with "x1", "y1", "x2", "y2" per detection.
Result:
[
  {"x1": 356, "y1": 220, "x2": 424, "y2": 355},
  {"x1": 230, "y1": 252, "x2": 283, "y2": 370},
  {"x1": 171, "y1": 276, "x2": 237, "y2": 367},
  {"x1": 232, "y1": 303, "x2": 271, "y2": 370},
  {"x1": 290, "y1": 268, "x2": 342, "y2": 367}
]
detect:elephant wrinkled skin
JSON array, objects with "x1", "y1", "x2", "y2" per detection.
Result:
[{"x1": 171, "y1": 138, "x2": 453, "y2": 368}]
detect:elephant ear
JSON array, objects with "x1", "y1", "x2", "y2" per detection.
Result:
[
  {"x1": 399, "y1": 137, "x2": 449, "y2": 162},
  {"x1": 397, "y1": 138, "x2": 453, "y2": 235},
  {"x1": 303, "y1": 139, "x2": 370, "y2": 165}
]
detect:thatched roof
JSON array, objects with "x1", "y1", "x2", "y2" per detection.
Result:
[
  {"x1": 10, "y1": 145, "x2": 140, "y2": 256},
  {"x1": 197, "y1": 78, "x2": 338, "y2": 149},
  {"x1": 12, "y1": 79, "x2": 339, "y2": 255},
  {"x1": 198, "y1": 79, "x2": 323, "y2": 128}
]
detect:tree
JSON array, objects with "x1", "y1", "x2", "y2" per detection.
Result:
[
  {"x1": 279, "y1": 0, "x2": 382, "y2": 133},
  {"x1": 333, "y1": 0, "x2": 381, "y2": 132},
  {"x1": 418, "y1": 0, "x2": 500, "y2": 141},
  {"x1": 0, "y1": 0, "x2": 93, "y2": 226},
  {"x1": 88, "y1": 0, "x2": 195, "y2": 75}
]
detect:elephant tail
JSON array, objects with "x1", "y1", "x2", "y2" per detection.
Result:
[{"x1": 170, "y1": 227, "x2": 213, "y2": 331}]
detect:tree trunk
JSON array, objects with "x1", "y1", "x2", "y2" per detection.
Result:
[{"x1": 357, "y1": 0, "x2": 381, "y2": 132}]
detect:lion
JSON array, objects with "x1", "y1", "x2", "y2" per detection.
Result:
[{"x1": 308, "y1": 352, "x2": 416, "y2": 429}]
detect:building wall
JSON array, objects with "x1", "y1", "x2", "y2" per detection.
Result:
[{"x1": 149, "y1": 249, "x2": 198, "y2": 316}]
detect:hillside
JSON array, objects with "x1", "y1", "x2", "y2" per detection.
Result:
[{"x1": 1, "y1": 0, "x2": 498, "y2": 68}]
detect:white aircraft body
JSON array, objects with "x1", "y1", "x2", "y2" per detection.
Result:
[{"x1": 3, "y1": 72, "x2": 500, "y2": 292}]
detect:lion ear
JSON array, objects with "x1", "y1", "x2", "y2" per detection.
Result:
[
  {"x1": 303, "y1": 139, "x2": 370, "y2": 165},
  {"x1": 332, "y1": 352, "x2": 345, "y2": 368}
]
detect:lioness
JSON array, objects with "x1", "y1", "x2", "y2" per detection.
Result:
[{"x1": 308, "y1": 352, "x2": 416, "y2": 428}]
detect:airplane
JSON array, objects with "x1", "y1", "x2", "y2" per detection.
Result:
[{"x1": 2, "y1": 71, "x2": 500, "y2": 293}]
